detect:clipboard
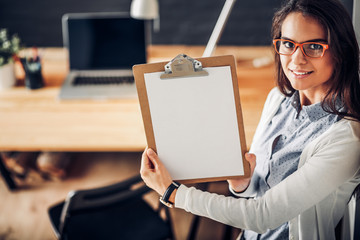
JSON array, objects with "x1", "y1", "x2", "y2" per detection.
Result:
[{"x1": 133, "y1": 54, "x2": 249, "y2": 183}]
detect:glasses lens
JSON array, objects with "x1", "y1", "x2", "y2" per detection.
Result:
[
  {"x1": 276, "y1": 40, "x2": 296, "y2": 55},
  {"x1": 302, "y1": 43, "x2": 324, "y2": 58}
]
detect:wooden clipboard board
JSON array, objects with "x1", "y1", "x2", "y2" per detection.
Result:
[{"x1": 133, "y1": 54, "x2": 249, "y2": 183}]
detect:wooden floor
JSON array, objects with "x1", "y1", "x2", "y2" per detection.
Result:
[{"x1": 0, "y1": 152, "x2": 241, "y2": 240}]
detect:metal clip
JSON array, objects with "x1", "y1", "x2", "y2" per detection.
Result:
[{"x1": 160, "y1": 54, "x2": 208, "y2": 79}]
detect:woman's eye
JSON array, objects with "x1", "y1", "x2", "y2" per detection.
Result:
[
  {"x1": 283, "y1": 41, "x2": 295, "y2": 49},
  {"x1": 308, "y1": 43, "x2": 323, "y2": 50}
]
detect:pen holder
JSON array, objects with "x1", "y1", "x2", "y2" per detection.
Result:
[{"x1": 21, "y1": 58, "x2": 44, "y2": 90}]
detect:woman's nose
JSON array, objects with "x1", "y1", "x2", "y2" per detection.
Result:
[{"x1": 291, "y1": 47, "x2": 307, "y2": 65}]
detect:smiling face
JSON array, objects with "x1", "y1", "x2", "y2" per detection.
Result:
[{"x1": 280, "y1": 12, "x2": 334, "y2": 105}]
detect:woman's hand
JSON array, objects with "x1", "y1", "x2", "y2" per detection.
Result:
[
  {"x1": 140, "y1": 148, "x2": 173, "y2": 196},
  {"x1": 227, "y1": 153, "x2": 256, "y2": 193}
]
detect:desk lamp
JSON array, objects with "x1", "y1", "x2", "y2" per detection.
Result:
[
  {"x1": 130, "y1": 0, "x2": 160, "y2": 32},
  {"x1": 130, "y1": 0, "x2": 159, "y2": 19},
  {"x1": 130, "y1": 0, "x2": 236, "y2": 57}
]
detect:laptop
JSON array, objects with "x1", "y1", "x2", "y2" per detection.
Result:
[{"x1": 59, "y1": 12, "x2": 147, "y2": 100}]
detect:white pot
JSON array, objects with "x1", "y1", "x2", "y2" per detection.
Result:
[{"x1": 0, "y1": 62, "x2": 16, "y2": 90}]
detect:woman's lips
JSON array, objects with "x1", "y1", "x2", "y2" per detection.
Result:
[{"x1": 290, "y1": 69, "x2": 314, "y2": 78}]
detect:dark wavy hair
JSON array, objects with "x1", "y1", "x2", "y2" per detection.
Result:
[{"x1": 272, "y1": 0, "x2": 360, "y2": 121}]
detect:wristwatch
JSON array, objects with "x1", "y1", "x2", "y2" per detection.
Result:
[{"x1": 160, "y1": 181, "x2": 180, "y2": 208}]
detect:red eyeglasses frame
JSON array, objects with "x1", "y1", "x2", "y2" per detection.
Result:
[{"x1": 273, "y1": 39, "x2": 329, "y2": 58}]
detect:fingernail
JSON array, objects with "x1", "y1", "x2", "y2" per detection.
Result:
[{"x1": 147, "y1": 148, "x2": 155, "y2": 155}]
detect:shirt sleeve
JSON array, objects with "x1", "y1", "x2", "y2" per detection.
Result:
[{"x1": 174, "y1": 122, "x2": 360, "y2": 233}]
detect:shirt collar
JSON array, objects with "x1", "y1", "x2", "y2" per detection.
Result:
[{"x1": 290, "y1": 91, "x2": 330, "y2": 122}]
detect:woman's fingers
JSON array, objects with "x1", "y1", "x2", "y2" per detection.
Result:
[
  {"x1": 146, "y1": 148, "x2": 159, "y2": 170},
  {"x1": 140, "y1": 148, "x2": 155, "y2": 177},
  {"x1": 245, "y1": 153, "x2": 256, "y2": 174},
  {"x1": 140, "y1": 148, "x2": 173, "y2": 196},
  {"x1": 227, "y1": 152, "x2": 257, "y2": 193}
]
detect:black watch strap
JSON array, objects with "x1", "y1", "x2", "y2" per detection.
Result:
[{"x1": 160, "y1": 181, "x2": 180, "y2": 208}]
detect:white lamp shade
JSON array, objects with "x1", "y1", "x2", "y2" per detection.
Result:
[{"x1": 130, "y1": 0, "x2": 159, "y2": 20}]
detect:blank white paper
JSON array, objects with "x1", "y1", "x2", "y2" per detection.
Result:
[{"x1": 144, "y1": 66, "x2": 244, "y2": 180}]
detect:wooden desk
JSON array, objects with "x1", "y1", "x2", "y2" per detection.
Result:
[
  {"x1": 0, "y1": 46, "x2": 275, "y2": 189},
  {"x1": 0, "y1": 88, "x2": 145, "y2": 151}
]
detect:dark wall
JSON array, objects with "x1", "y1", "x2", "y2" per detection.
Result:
[{"x1": 0, "y1": 0, "x2": 353, "y2": 47}]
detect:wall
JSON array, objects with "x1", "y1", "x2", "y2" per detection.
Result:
[{"x1": 0, "y1": 0, "x2": 353, "y2": 47}]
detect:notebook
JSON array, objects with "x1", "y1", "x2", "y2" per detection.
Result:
[{"x1": 59, "y1": 12, "x2": 147, "y2": 100}]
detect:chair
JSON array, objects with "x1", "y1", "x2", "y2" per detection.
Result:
[
  {"x1": 187, "y1": 182, "x2": 241, "y2": 240},
  {"x1": 48, "y1": 174, "x2": 174, "y2": 240},
  {"x1": 336, "y1": 183, "x2": 360, "y2": 240}
]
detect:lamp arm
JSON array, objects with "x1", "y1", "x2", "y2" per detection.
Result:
[
  {"x1": 353, "y1": 0, "x2": 360, "y2": 47},
  {"x1": 202, "y1": 0, "x2": 237, "y2": 57}
]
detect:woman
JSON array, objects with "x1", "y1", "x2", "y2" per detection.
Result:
[{"x1": 140, "y1": 0, "x2": 360, "y2": 239}]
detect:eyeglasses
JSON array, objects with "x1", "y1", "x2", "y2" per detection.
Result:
[{"x1": 273, "y1": 39, "x2": 329, "y2": 58}]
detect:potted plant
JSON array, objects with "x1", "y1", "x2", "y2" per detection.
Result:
[{"x1": 0, "y1": 28, "x2": 21, "y2": 90}]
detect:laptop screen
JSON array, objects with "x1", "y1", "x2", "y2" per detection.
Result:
[{"x1": 63, "y1": 13, "x2": 147, "y2": 70}]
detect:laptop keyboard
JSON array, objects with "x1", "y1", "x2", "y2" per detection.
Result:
[{"x1": 73, "y1": 76, "x2": 134, "y2": 86}]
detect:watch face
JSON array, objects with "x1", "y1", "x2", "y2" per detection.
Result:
[{"x1": 160, "y1": 197, "x2": 174, "y2": 208}]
